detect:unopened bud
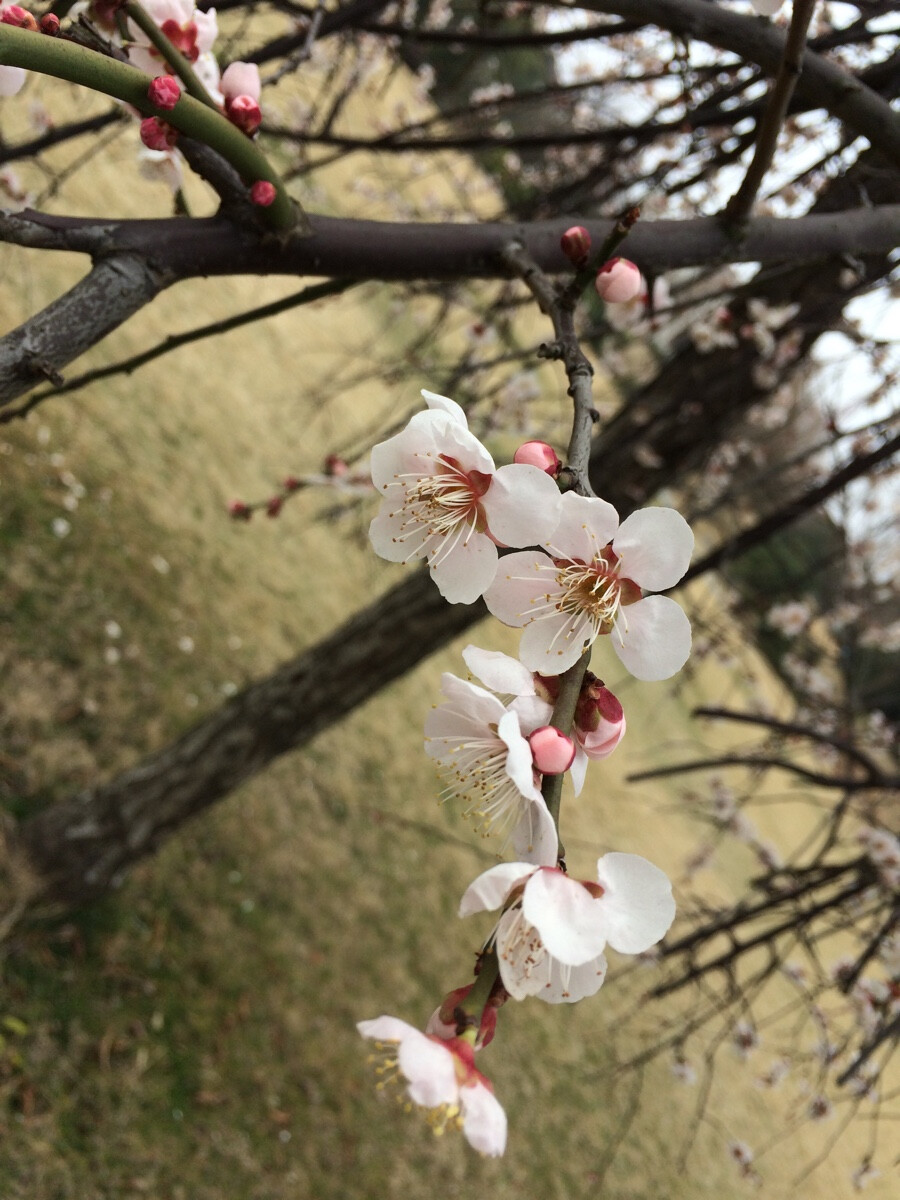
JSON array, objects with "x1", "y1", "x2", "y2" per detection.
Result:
[
  {"x1": 266, "y1": 495, "x2": 283, "y2": 518},
  {"x1": 40, "y1": 12, "x2": 60, "y2": 34},
  {"x1": 528, "y1": 726, "x2": 576, "y2": 775},
  {"x1": 594, "y1": 257, "x2": 642, "y2": 304},
  {"x1": 560, "y1": 225, "x2": 591, "y2": 268},
  {"x1": 250, "y1": 179, "x2": 276, "y2": 207},
  {"x1": 514, "y1": 440, "x2": 561, "y2": 477},
  {"x1": 282, "y1": 475, "x2": 302, "y2": 493},
  {"x1": 2, "y1": 5, "x2": 38, "y2": 28},
  {"x1": 148, "y1": 75, "x2": 181, "y2": 111},
  {"x1": 139, "y1": 117, "x2": 177, "y2": 151},
  {"x1": 228, "y1": 499, "x2": 252, "y2": 521},
  {"x1": 574, "y1": 675, "x2": 626, "y2": 759},
  {"x1": 324, "y1": 454, "x2": 348, "y2": 477},
  {"x1": 226, "y1": 94, "x2": 262, "y2": 136}
]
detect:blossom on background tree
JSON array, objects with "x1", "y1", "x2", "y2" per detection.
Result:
[{"x1": 369, "y1": 390, "x2": 563, "y2": 603}]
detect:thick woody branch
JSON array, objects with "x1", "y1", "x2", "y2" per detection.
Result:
[
  {"x1": 0, "y1": 254, "x2": 172, "y2": 404},
  {"x1": 723, "y1": 0, "x2": 818, "y2": 227}
]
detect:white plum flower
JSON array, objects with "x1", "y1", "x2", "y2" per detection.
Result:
[
  {"x1": 461, "y1": 644, "x2": 625, "y2": 796},
  {"x1": 358, "y1": 1015, "x2": 507, "y2": 1156},
  {"x1": 369, "y1": 390, "x2": 563, "y2": 603},
  {"x1": 460, "y1": 852, "x2": 675, "y2": 1004},
  {"x1": 425, "y1": 673, "x2": 557, "y2": 865},
  {"x1": 484, "y1": 491, "x2": 693, "y2": 679}
]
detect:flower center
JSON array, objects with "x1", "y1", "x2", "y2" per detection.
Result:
[
  {"x1": 554, "y1": 549, "x2": 641, "y2": 637},
  {"x1": 405, "y1": 456, "x2": 488, "y2": 535}
]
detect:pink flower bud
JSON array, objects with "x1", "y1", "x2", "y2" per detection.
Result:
[
  {"x1": 324, "y1": 453, "x2": 348, "y2": 477},
  {"x1": 250, "y1": 180, "x2": 276, "y2": 207},
  {"x1": 595, "y1": 257, "x2": 642, "y2": 304},
  {"x1": 266, "y1": 495, "x2": 284, "y2": 518},
  {"x1": 560, "y1": 225, "x2": 591, "y2": 268},
  {"x1": 528, "y1": 726, "x2": 576, "y2": 775},
  {"x1": 1, "y1": 5, "x2": 38, "y2": 29},
  {"x1": 148, "y1": 75, "x2": 181, "y2": 111},
  {"x1": 221, "y1": 61, "x2": 261, "y2": 104},
  {"x1": 574, "y1": 676, "x2": 626, "y2": 760},
  {"x1": 226, "y1": 94, "x2": 262, "y2": 136},
  {"x1": 40, "y1": 12, "x2": 60, "y2": 34},
  {"x1": 514, "y1": 440, "x2": 561, "y2": 476},
  {"x1": 139, "y1": 117, "x2": 177, "y2": 152},
  {"x1": 228, "y1": 499, "x2": 252, "y2": 521}
]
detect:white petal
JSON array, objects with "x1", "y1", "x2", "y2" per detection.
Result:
[
  {"x1": 595, "y1": 852, "x2": 675, "y2": 954},
  {"x1": 570, "y1": 746, "x2": 588, "y2": 797},
  {"x1": 498, "y1": 710, "x2": 542, "y2": 801},
  {"x1": 421, "y1": 388, "x2": 468, "y2": 427},
  {"x1": 357, "y1": 1015, "x2": 417, "y2": 1044},
  {"x1": 438, "y1": 417, "x2": 496, "y2": 474},
  {"x1": 483, "y1": 551, "x2": 559, "y2": 628},
  {"x1": 612, "y1": 595, "x2": 691, "y2": 681},
  {"x1": 430, "y1": 531, "x2": 498, "y2": 604},
  {"x1": 495, "y1": 909, "x2": 549, "y2": 999},
  {"x1": 510, "y1": 797, "x2": 558, "y2": 866},
  {"x1": 220, "y1": 61, "x2": 261, "y2": 102},
  {"x1": 397, "y1": 1033, "x2": 459, "y2": 1107},
  {"x1": 463, "y1": 645, "x2": 536, "y2": 696},
  {"x1": 461, "y1": 1082, "x2": 507, "y2": 1156},
  {"x1": 546, "y1": 492, "x2": 619, "y2": 558},
  {"x1": 519, "y1": 609, "x2": 595, "y2": 674},
  {"x1": 369, "y1": 504, "x2": 429, "y2": 563},
  {"x1": 370, "y1": 420, "x2": 442, "y2": 491},
  {"x1": 533, "y1": 953, "x2": 608, "y2": 1004},
  {"x1": 509, "y1": 693, "x2": 554, "y2": 736},
  {"x1": 0, "y1": 66, "x2": 26, "y2": 97},
  {"x1": 459, "y1": 863, "x2": 536, "y2": 917},
  {"x1": 613, "y1": 507, "x2": 694, "y2": 591},
  {"x1": 483, "y1": 464, "x2": 562, "y2": 547},
  {"x1": 522, "y1": 870, "x2": 607, "y2": 965}
]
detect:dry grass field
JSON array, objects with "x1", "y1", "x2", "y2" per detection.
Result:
[{"x1": 0, "y1": 43, "x2": 894, "y2": 1200}]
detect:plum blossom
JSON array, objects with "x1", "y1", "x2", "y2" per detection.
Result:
[
  {"x1": 369, "y1": 390, "x2": 563, "y2": 603},
  {"x1": 126, "y1": 0, "x2": 221, "y2": 101},
  {"x1": 424, "y1": 672, "x2": 557, "y2": 865},
  {"x1": 461, "y1": 645, "x2": 625, "y2": 796},
  {"x1": 483, "y1": 491, "x2": 693, "y2": 679},
  {"x1": 460, "y1": 852, "x2": 675, "y2": 1003},
  {"x1": 357, "y1": 1016, "x2": 506, "y2": 1156}
]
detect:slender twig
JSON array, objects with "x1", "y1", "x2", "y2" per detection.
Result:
[
  {"x1": 629, "y1": 755, "x2": 895, "y2": 791},
  {"x1": 722, "y1": 0, "x2": 818, "y2": 227}
]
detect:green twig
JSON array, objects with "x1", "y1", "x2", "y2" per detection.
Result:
[
  {"x1": 0, "y1": 24, "x2": 305, "y2": 232},
  {"x1": 122, "y1": 0, "x2": 218, "y2": 109}
]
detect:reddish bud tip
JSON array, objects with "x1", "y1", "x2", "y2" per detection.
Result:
[
  {"x1": 514, "y1": 440, "x2": 561, "y2": 476},
  {"x1": 228, "y1": 500, "x2": 252, "y2": 521},
  {"x1": 560, "y1": 225, "x2": 591, "y2": 268},
  {"x1": 595, "y1": 257, "x2": 642, "y2": 304},
  {"x1": 250, "y1": 180, "x2": 276, "y2": 207},
  {"x1": 265, "y1": 495, "x2": 284, "y2": 518},
  {"x1": 148, "y1": 75, "x2": 181, "y2": 111},
  {"x1": 2, "y1": 5, "x2": 38, "y2": 28},
  {"x1": 324, "y1": 454, "x2": 348, "y2": 477},
  {"x1": 139, "y1": 117, "x2": 177, "y2": 152},
  {"x1": 282, "y1": 476, "x2": 302, "y2": 493},
  {"x1": 226, "y1": 94, "x2": 262, "y2": 136},
  {"x1": 528, "y1": 726, "x2": 576, "y2": 775},
  {"x1": 40, "y1": 12, "x2": 60, "y2": 34}
]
